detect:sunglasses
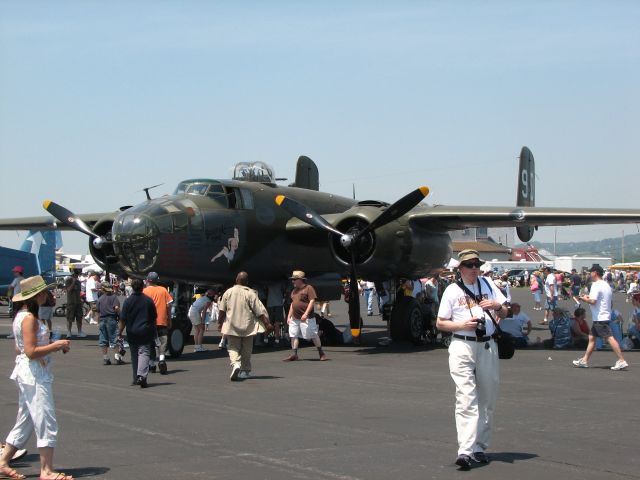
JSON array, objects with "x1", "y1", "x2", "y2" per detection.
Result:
[{"x1": 460, "y1": 261, "x2": 482, "y2": 269}]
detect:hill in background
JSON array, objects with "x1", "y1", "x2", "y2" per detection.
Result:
[{"x1": 519, "y1": 233, "x2": 640, "y2": 263}]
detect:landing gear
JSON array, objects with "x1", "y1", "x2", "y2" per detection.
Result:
[
  {"x1": 167, "y1": 283, "x2": 193, "y2": 358},
  {"x1": 389, "y1": 296, "x2": 435, "y2": 345}
]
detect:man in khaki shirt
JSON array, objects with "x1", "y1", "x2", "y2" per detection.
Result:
[{"x1": 218, "y1": 272, "x2": 272, "y2": 381}]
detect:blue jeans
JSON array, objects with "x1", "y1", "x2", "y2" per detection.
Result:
[{"x1": 98, "y1": 316, "x2": 118, "y2": 347}]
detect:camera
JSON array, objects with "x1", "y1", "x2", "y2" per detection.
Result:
[{"x1": 475, "y1": 317, "x2": 486, "y2": 336}]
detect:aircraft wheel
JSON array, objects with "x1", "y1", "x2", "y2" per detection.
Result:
[
  {"x1": 441, "y1": 333, "x2": 452, "y2": 348},
  {"x1": 390, "y1": 297, "x2": 425, "y2": 344},
  {"x1": 168, "y1": 327, "x2": 185, "y2": 358},
  {"x1": 54, "y1": 306, "x2": 66, "y2": 317}
]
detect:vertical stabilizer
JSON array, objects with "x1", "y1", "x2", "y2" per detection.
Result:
[
  {"x1": 292, "y1": 156, "x2": 319, "y2": 191},
  {"x1": 516, "y1": 146, "x2": 536, "y2": 242},
  {"x1": 20, "y1": 230, "x2": 58, "y2": 282}
]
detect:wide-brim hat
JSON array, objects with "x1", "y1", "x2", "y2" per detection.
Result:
[
  {"x1": 101, "y1": 281, "x2": 113, "y2": 292},
  {"x1": 12, "y1": 275, "x2": 55, "y2": 302},
  {"x1": 290, "y1": 270, "x2": 306, "y2": 280},
  {"x1": 457, "y1": 249, "x2": 485, "y2": 265}
]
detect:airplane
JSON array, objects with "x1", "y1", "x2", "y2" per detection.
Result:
[
  {"x1": 0, "y1": 230, "x2": 60, "y2": 297},
  {"x1": 1, "y1": 147, "x2": 640, "y2": 355}
]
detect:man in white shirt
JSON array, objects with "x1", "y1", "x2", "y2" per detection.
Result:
[
  {"x1": 85, "y1": 271, "x2": 100, "y2": 324},
  {"x1": 541, "y1": 266, "x2": 556, "y2": 325},
  {"x1": 436, "y1": 249, "x2": 508, "y2": 470},
  {"x1": 573, "y1": 265, "x2": 628, "y2": 370}
]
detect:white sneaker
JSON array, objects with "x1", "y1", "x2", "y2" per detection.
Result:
[
  {"x1": 611, "y1": 360, "x2": 629, "y2": 371},
  {"x1": 66, "y1": 330, "x2": 73, "y2": 338},
  {"x1": 77, "y1": 331, "x2": 87, "y2": 338},
  {"x1": 572, "y1": 358, "x2": 589, "y2": 368},
  {"x1": 230, "y1": 364, "x2": 241, "y2": 381},
  {"x1": 238, "y1": 371, "x2": 251, "y2": 379},
  {"x1": 89, "y1": 319, "x2": 98, "y2": 325},
  {"x1": 218, "y1": 341, "x2": 226, "y2": 349}
]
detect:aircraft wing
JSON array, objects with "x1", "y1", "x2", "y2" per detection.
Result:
[
  {"x1": 409, "y1": 205, "x2": 640, "y2": 230},
  {"x1": 0, "y1": 213, "x2": 107, "y2": 231}
]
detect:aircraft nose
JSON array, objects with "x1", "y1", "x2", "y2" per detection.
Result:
[{"x1": 112, "y1": 212, "x2": 159, "y2": 273}]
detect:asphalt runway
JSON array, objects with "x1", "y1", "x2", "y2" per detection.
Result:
[{"x1": 0, "y1": 287, "x2": 638, "y2": 480}]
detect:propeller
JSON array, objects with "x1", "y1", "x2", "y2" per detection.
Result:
[
  {"x1": 275, "y1": 186, "x2": 429, "y2": 338},
  {"x1": 43, "y1": 200, "x2": 108, "y2": 249}
]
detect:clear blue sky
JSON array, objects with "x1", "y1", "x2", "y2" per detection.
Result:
[{"x1": 1, "y1": 1, "x2": 638, "y2": 254}]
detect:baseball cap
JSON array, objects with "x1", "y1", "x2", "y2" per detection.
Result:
[
  {"x1": 12, "y1": 266, "x2": 24, "y2": 273},
  {"x1": 146, "y1": 272, "x2": 160, "y2": 282}
]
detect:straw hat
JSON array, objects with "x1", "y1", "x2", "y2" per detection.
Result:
[
  {"x1": 12, "y1": 275, "x2": 55, "y2": 302},
  {"x1": 457, "y1": 249, "x2": 485, "y2": 265},
  {"x1": 290, "y1": 270, "x2": 306, "y2": 280}
]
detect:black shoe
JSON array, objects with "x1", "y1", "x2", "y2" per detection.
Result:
[
  {"x1": 116, "y1": 359, "x2": 126, "y2": 365},
  {"x1": 138, "y1": 376, "x2": 148, "y2": 388},
  {"x1": 149, "y1": 365, "x2": 157, "y2": 373},
  {"x1": 103, "y1": 358, "x2": 111, "y2": 365},
  {"x1": 158, "y1": 360, "x2": 168, "y2": 375},
  {"x1": 455, "y1": 454, "x2": 472, "y2": 470},
  {"x1": 472, "y1": 452, "x2": 489, "y2": 464}
]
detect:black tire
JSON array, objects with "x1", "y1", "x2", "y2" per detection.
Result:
[
  {"x1": 54, "y1": 306, "x2": 66, "y2": 317},
  {"x1": 390, "y1": 297, "x2": 426, "y2": 344},
  {"x1": 168, "y1": 327, "x2": 185, "y2": 358}
]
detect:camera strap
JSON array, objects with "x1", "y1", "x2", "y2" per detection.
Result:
[{"x1": 456, "y1": 278, "x2": 501, "y2": 333}]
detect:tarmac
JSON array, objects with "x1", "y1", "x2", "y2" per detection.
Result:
[{"x1": 0, "y1": 287, "x2": 639, "y2": 480}]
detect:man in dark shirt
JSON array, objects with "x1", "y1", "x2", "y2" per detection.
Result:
[
  {"x1": 118, "y1": 279, "x2": 157, "y2": 388},
  {"x1": 64, "y1": 269, "x2": 86, "y2": 338},
  {"x1": 570, "y1": 269, "x2": 582, "y2": 297},
  {"x1": 97, "y1": 281, "x2": 121, "y2": 366}
]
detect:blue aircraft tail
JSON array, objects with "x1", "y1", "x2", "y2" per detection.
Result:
[{"x1": 19, "y1": 230, "x2": 61, "y2": 283}]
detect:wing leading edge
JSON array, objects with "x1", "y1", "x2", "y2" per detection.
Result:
[
  {"x1": 0, "y1": 213, "x2": 106, "y2": 231},
  {"x1": 409, "y1": 206, "x2": 640, "y2": 230}
]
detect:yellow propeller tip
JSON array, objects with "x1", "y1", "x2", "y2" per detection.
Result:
[
  {"x1": 350, "y1": 328, "x2": 361, "y2": 338},
  {"x1": 275, "y1": 195, "x2": 285, "y2": 206},
  {"x1": 419, "y1": 186, "x2": 429, "y2": 197},
  {"x1": 43, "y1": 200, "x2": 51, "y2": 209}
]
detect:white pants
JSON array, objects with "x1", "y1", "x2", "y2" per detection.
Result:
[
  {"x1": 448, "y1": 338, "x2": 499, "y2": 456},
  {"x1": 5, "y1": 379, "x2": 58, "y2": 448}
]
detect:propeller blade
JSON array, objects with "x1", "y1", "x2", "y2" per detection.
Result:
[
  {"x1": 275, "y1": 195, "x2": 344, "y2": 237},
  {"x1": 357, "y1": 186, "x2": 429, "y2": 239},
  {"x1": 348, "y1": 250, "x2": 362, "y2": 338},
  {"x1": 42, "y1": 200, "x2": 98, "y2": 238}
]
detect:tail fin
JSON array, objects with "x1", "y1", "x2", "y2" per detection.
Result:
[
  {"x1": 290, "y1": 156, "x2": 319, "y2": 191},
  {"x1": 20, "y1": 230, "x2": 59, "y2": 283},
  {"x1": 516, "y1": 146, "x2": 536, "y2": 242}
]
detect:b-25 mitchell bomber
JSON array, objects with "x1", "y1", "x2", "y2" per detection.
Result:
[{"x1": 1, "y1": 147, "x2": 639, "y2": 355}]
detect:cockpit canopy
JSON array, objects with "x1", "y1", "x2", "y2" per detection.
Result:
[{"x1": 232, "y1": 162, "x2": 275, "y2": 184}]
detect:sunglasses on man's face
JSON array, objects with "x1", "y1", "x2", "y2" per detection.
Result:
[{"x1": 461, "y1": 261, "x2": 482, "y2": 269}]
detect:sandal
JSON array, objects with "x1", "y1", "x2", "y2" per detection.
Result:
[
  {"x1": 39, "y1": 473, "x2": 73, "y2": 480},
  {"x1": 0, "y1": 467, "x2": 26, "y2": 480}
]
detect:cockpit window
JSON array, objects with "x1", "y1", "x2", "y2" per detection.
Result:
[{"x1": 185, "y1": 183, "x2": 209, "y2": 196}]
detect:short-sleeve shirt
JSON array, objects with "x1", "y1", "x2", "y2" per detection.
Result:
[
  {"x1": 544, "y1": 273, "x2": 556, "y2": 297},
  {"x1": 97, "y1": 294, "x2": 120, "y2": 317},
  {"x1": 218, "y1": 284, "x2": 268, "y2": 336},
  {"x1": 290, "y1": 284, "x2": 317, "y2": 319},
  {"x1": 437, "y1": 278, "x2": 506, "y2": 337},
  {"x1": 10, "y1": 276, "x2": 23, "y2": 294},
  {"x1": 85, "y1": 276, "x2": 98, "y2": 302},
  {"x1": 65, "y1": 276, "x2": 82, "y2": 305},
  {"x1": 499, "y1": 312, "x2": 529, "y2": 337},
  {"x1": 143, "y1": 285, "x2": 173, "y2": 327},
  {"x1": 588, "y1": 279, "x2": 612, "y2": 322}
]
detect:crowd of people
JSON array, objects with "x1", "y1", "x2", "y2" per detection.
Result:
[{"x1": 2, "y1": 255, "x2": 638, "y2": 476}]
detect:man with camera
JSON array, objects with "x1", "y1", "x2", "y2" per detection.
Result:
[{"x1": 436, "y1": 249, "x2": 508, "y2": 470}]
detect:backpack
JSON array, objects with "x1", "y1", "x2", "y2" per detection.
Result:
[{"x1": 550, "y1": 313, "x2": 572, "y2": 349}]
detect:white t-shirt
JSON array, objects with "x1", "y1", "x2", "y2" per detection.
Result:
[
  {"x1": 544, "y1": 273, "x2": 556, "y2": 297},
  {"x1": 85, "y1": 277, "x2": 98, "y2": 302},
  {"x1": 437, "y1": 278, "x2": 507, "y2": 337},
  {"x1": 588, "y1": 279, "x2": 612, "y2": 322}
]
